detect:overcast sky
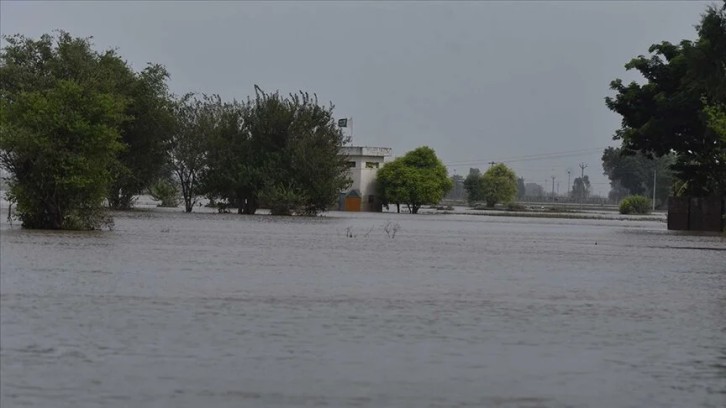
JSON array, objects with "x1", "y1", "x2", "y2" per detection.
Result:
[{"x1": 0, "y1": 1, "x2": 713, "y2": 196}]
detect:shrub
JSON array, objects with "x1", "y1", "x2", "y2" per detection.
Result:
[
  {"x1": 149, "y1": 180, "x2": 181, "y2": 208},
  {"x1": 619, "y1": 195, "x2": 652, "y2": 214}
]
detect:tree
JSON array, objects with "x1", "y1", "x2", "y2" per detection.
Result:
[
  {"x1": 605, "y1": 3, "x2": 726, "y2": 196},
  {"x1": 0, "y1": 32, "x2": 127, "y2": 229},
  {"x1": 464, "y1": 168, "x2": 483, "y2": 205},
  {"x1": 571, "y1": 176, "x2": 591, "y2": 201},
  {"x1": 200, "y1": 87, "x2": 351, "y2": 215},
  {"x1": 169, "y1": 94, "x2": 219, "y2": 213},
  {"x1": 480, "y1": 163, "x2": 517, "y2": 208},
  {"x1": 376, "y1": 146, "x2": 452, "y2": 214},
  {"x1": 601, "y1": 147, "x2": 674, "y2": 206},
  {"x1": 107, "y1": 65, "x2": 175, "y2": 209},
  {"x1": 0, "y1": 81, "x2": 125, "y2": 229},
  {"x1": 517, "y1": 177, "x2": 526, "y2": 199}
]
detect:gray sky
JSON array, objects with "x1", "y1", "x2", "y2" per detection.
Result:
[{"x1": 0, "y1": 1, "x2": 712, "y2": 196}]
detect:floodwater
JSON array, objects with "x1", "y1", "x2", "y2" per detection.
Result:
[{"x1": 1, "y1": 208, "x2": 724, "y2": 408}]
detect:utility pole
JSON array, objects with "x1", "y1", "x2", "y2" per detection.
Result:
[
  {"x1": 567, "y1": 169, "x2": 571, "y2": 199},
  {"x1": 653, "y1": 167, "x2": 657, "y2": 211},
  {"x1": 578, "y1": 163, "x2": 588, "y2": 209},
  {"x1": 551, "y1": 176, "x2": 556, "y2": 202},
  {"x1": 488, "y1": 161, "x2": 496, "y2": 169}
]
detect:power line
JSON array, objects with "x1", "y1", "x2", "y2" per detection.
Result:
[{"x1": 445, "y1": 146, "x2": 607, "y2": 167}]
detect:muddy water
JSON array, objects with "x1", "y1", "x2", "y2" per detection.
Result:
[{"x1": 1, "y1": 209, "x2": 724, "y2": 407}]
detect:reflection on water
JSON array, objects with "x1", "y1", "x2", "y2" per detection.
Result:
[{"x1": 1, "y1": 209, "x2": 725, "y2": 407}]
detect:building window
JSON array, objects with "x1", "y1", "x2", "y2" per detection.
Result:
[
  {"x1": 346, "y1": 161, "x2": 356, "y2": 168},
  {"x1": 365, "y1": 162, "x2": 379, "y2": 169}
]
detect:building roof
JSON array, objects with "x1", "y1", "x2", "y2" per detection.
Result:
[{"x1": 340, "y1": 146, "x2": 392, "y2": 157}]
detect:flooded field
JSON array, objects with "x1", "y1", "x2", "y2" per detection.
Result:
[{"x1": 1, "y1": 209, "x2": 724, "y2": 407}]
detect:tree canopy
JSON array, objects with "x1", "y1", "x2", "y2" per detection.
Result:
[
  {"x1": 376, "y1": 146, "x2": 451, "y2": 214},
  {"x1": 0, "y1": 32, "x2": 128, "y2": 229},
  {"x1": 605, "y1": 3, "x2": 726, "y2": 196},
  {"x1": 464, "y1": 164, "x2": 517, "y2": 207},
  {"x1": 200, "y1": 87, "x2": 351, "y2": 215},
  {"x1": 601, "y1": 146, "x2": 674, "y2": 205},
  {"x1": 481, "y1": 164, "x2": 518, "y2": 208}
]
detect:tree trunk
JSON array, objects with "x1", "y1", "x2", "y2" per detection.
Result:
[{"x1": 396, "y1": 203, "x2": 400, "y2": 213}]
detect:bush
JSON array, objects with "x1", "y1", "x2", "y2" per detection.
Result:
[
  {"x1": 149, "y1": 180, "x2": 181, "y2": 208},
  {"x1": 619, "y1": 195, "x2": 652, "y2": 214}
]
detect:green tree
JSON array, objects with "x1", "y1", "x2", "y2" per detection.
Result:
[
  {"x1": 0, "y1": 31, "x2": 174, "y2": 210},
  {"x1": 169, "y1": 94, "x2": 219, "y2": 213},
  {"x1": 605, "y1": 3, "x2": 726, "y2": 196},
  {"x1": 107, "y1": 65, "x2": 175, "y2": 209},
  {"x1": 200, "y1": 87, "x2": 351, "y2": 215},
  {"x1": 376, "y1": 146, "x2": 451, "y2": 214},
  {"x1": 0, "y1": 32, "x2": 128, "y2": 229},
  {"x1": 463, "y1": 168, "x2": 483, "y2": 205},
  {"x1": 480, "y1": 163, "x2": 517, "y2": 208},
  {"x1": 601, "y1": 147, "x2": 674, "y2": 206},
  {"x1": 0, "y1": 80, "x2": 125, "y2": 229}
]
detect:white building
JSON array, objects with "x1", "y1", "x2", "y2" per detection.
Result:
[{"x1": 338, "y1": 146, "x2": 393, "y2": 212}]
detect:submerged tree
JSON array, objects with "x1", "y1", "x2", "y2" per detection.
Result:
[
  {"x1": 0, "y1": 33, "x2": 127, "y2": 229},
  {"x1": 168, "y1": 94, "x2": 220, "y2": 213},
  {"x1": 376, "y1": 146, "x2": 451, "y2": 214},
  {"x1": 480, "y1": 163, "x2": 517, "y2": 208}
]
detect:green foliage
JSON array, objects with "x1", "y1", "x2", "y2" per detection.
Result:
[
  {"x1": 601, "y1": 147, "x2": 674, "y2": 205},
  {"x1": 480, "y1": 164, "x2": 518, "y2": 208},
  {"x1": 0, "y1": 80, "x2": 124, "y2": 229},
  {"x1": 0, "y1": 31, "x2": 133, "y2": 229},
  {"x1": 169, "y1": 94, "x2": 219, "y2": 212},
  {"x1": 463, "y1": 168, "x2": 483, "y2": 205},
  {"x1": 605, "y1": 4, "x2": 726, "y2": 196},
  {"x1": 148, "y1": 179, "x2": 181, "y2": 207},
  {"x1": 0, "y1": 31, "x2": 174, "y2": 211},
  {"x1": 107, "y1": 65, "x2": 175, "y2": 209},
  {"x1": 376, "y1": 146, "x2": 452, "y2": 214},
  {"x1": 200, "y1": 87, "x2": 351, "y2": 215},
  {"x1": 619, "y1": 195, "x2": 652, "y2": 215},
  {"x1": 706, "y1": 104, "x2": 726, "y2": 142}
]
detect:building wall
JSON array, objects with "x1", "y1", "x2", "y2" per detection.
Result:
[{"x1": 340, "y1": 146, "x2": 392, "y2": 212}]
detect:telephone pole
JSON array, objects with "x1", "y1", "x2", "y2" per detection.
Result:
[
  {"x1": 488, "y1": 161, "x2": 496, "y2": 168},
  {"x1": 578, "y1": 163, "x2": 588, "y2": 209},
  {"x1": 551, "y1": 176, "x2": 556, "y2": 202},
  {"x1": 567, "y1": 169, "x2": 571, "y2": 198}
]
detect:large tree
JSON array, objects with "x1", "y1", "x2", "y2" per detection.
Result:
[
  {"x1": 200, "y1": 87, "x2": 351, "y2": 215},
  {"x1": 601, "y1": 146, "x2": 674, "y2": 205},
  {"x1": 463, "y1": 168, "x2": 483, "y2": 205},
  {"x1": 376, "y1": 146, "x2": 451, "y2": 214},
  {"x1": 107, "y1": 65, "x2": 175, "y2": 209},
  {"x1": 605, "y1": 3, "x2": 726, "y2": 196},
  {"x1": 480, "y1": 163, "x2": 517, "y2": 208},
  {"x1": 168, "y1": 93, "x2": 219, "y2": 213},
  {"x1": 0, "y1": 31, "x2": 174, "y2": 211},
  {"x1": 0, "y1": 32, "x2": 128, "y2": 229}
]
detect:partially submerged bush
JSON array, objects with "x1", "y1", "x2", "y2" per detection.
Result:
[
  {"x1": 619, "y1": 195, "x2": 652, "y2": 214},
  {"x1": 149, "y1": 180, "x2": 181, "y2": 208}
]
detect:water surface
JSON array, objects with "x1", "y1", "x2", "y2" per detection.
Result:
[{"x1": 1, "y1": 209, "x2": 724, "y2": 407}]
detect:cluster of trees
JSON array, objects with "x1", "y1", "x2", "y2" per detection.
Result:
[
  {"x1": 601, "y1": 147, "x2": 674, "y2": 206},
  {"x1": 0, "y1": 32, "x2": 350, "y2": 229},
  {"x1": 463, "y1": 163, "x2": 518, "y2": 207},
  {"x1": 375, "y1": 146, "x2": 452, "y2": 214},
  {"x1": 606, "y1": 2, "x2": 726, "y2": 198}
]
